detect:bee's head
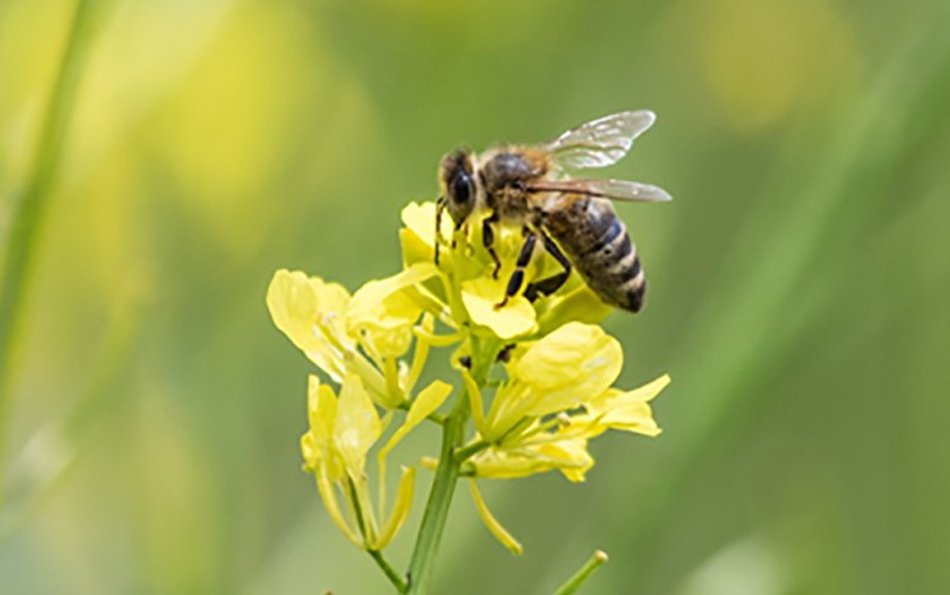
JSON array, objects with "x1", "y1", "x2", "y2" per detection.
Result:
[{"x1": 438, "y1": 149, "x2": 477, "y2": 226}]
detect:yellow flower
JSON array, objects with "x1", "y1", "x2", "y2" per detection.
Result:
[
  {"x1": 270, "y1": 196, "x2": 671, "y2": 561},
  {"x1": 397, "y1": 201, "x2": 608, "y2": 341},
  {"x1": 301, "y1": 373, "x2": 427, "y2": 550},
  {"x1": 267, "y1": 269, "x2": 356, "y2": 385},
  {"x1": 268, "y1": 266, "x2": 446, "y2": 408},
  {"x1": 466, "y1": 438, "x2": 594, "y2": 481},
  {"x1": 460, "y1": 322, "x2": 669, "y2": 483},
  {"x1": 346, "y1": 262, "x2": 443, "y2": 360},
  {"x1": 465, "y1": 374, "x2": 668, "y2": 483},
  {"x1": 481, "y1": 322, "x2": 623, "y2": 441}
]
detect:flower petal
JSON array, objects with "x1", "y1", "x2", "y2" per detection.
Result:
[
  {"x1": 470, "y1": 448, "x2": 554, "y2": 479},
  {"x1": 399, "y1": 201, "x2": 449, "y2": 268},
  {"x1": 401, "y1": 201, "x2": 453, "y2": 249},
  {"x1": 266, "y1": 269, "x2": 353, "y2": 382},
  {"x1": 461, "y1": 277, "x2": 538, "y2": 340},
  {"x1": 515, "y1": 322, "x2": 622, "y2": 417},
  {"x1": 372, "y1": 466, "x2": 416, "y2": 550},
  {"x1": 539, "y1": 439, "x2": 594, "y2": 482},
  {"x1": 584, "y1": 374, "x2": 669, "y2": 437},
  {"x1": 382, "y1": 380, "x2": 452, "y2": 454},
  {"x1": 301, "y1": 375, "x2": 345, "y2": 479},
  {"x1": 333, "y1": 375, "x2": 382, "y2": 479},
  {"x1": 537, "y1": 284, "x2": 613, "y2": 335},
  {"x1": 469, "y1": 439, "x2": 589, "y2": 480},
  {"x1": 347, "y1": 262, "x2": 440, "y2": 359}
]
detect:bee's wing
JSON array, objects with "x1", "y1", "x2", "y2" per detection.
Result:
[
  {"x1": 545, "y1": 110, "x2": 657, "y2": 170},
  {"x1": 527, "y1": 178, "x2": 672, "y2": 202}
]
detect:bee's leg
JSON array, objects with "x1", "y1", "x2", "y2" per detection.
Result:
[
  {"x1": 524, "y1": 231, "x2": 571, "y2": 301},
  {"x1": 482, "y1": 213, "x2": 502, "y2": 279},
  {"x1": 495, "y1": 231, "x2": 537, "y2": 309},
  {"x1": 435, "y1": 198, "x2": 446, "y2": 265}
]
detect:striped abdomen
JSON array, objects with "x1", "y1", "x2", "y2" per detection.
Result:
[{"x1": 542, "y1": 197, "x2": 646, "y2": 312}]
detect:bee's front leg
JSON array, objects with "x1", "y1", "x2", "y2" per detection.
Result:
[
  {"x1": 496, "y1": 231, "x2": 537, "y2": 309},
  {"x1": 482, "y1": 213, "x2": 502, "y2": 279},
  {"x1": 435, "y1": 198, "x2": 446, "y2": 265}
]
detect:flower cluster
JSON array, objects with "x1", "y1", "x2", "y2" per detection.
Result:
[{"x1": 266, "y1": 200, "x2": 669, "y2": 555}]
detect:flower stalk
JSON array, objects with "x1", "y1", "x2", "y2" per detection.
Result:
[
  {"x1": 406, "y1": 392, "x2": 469, "y2": 594},
  {"x1": 369, "y1": 549, "x2": 407, "y2": 593}
]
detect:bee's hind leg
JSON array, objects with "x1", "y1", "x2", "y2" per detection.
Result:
[
  {"x1": 524, "y1": 232, "x2": 571, "y2": 301},
  {"x1": 495, "y1": 231, "x2": 537, "y2": 309},
  {"x1": 482, "y1": 213, "x2": 502, "y2": 279}
]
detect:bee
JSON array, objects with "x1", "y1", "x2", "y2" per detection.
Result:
[{"x1": 436, "y1": 110, "x2": 671, "y2": 313}]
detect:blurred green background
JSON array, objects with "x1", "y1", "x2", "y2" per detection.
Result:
[{"x1": 2, "y1": 0, "x2": 949, "y2": 593}]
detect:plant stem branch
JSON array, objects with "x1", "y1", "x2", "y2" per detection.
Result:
[
  {"x1": 0, "y1": 0, "x2": 105, "y2": 502},
  {"x1": 553, "y1": 550, "x2": 609, "y2": 595},
  {"x1": 368, "y1": 549, "x2": 407, "y2": 593},
  {"x1": 453, "y1": 440, "x2": 489, "y2": 464}
]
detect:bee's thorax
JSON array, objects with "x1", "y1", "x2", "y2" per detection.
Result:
[{"x1": 477, "y1": 147, "x2": 551, "y2": 224}]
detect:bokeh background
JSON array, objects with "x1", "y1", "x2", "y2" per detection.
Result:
[{"x1": 2, "y1": 0, "x2": 949, "y2": 593}]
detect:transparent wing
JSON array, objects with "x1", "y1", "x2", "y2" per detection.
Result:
[
  {"x1": 545, "y1": 110, "x2": 657, "y2": 170},
  {"x1": 527, "y1": 178, "x2": 672, "y2": 202}
]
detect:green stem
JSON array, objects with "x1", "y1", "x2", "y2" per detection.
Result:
[
  {"x1": 368, "y1": 549, "x2": 408, "y2": 593},
  {"x1": 553, "y1": 550, "x2": 609, "y2": 595},
  {"x1": 453, "y1": 440, "x2": 489, "y2": 464},
  {"x1": 405, "y1": 393, "x2": 469, "y2": 594},
  {"x1": 0, "y1": 0, "x2": 105, "y2": 502}
]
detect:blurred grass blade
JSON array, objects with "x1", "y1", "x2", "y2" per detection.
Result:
[
  {"x1": 0, "y1": 284, "x2": 143, "y2": 538},
  {"x1": 0, "y1": 0, "x2": 109, "y2": 486},
  {"x1": 625, "y1": 7, "x2": 950, "y2": 590},
  {"x1": 674, "y1": 0, "x2": 950, "y2": 489}
]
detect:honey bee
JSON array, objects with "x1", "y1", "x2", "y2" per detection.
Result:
[{"x1": 436, "y1": 111, "x2": 671, "y2": 312}]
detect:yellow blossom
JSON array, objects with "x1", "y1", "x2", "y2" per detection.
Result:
[
  {"x1": 346, "y1": 262, "x2": 443, "y2": 360},
  {"x1": 267, "y1": 269, "x2": 406, "y2": 407},
  {"x1": 466, "y1": 438, "x2": 594, "y2": 481},
  {"x1": 301, "y1": 375, "x2": 343, "y2": 479},
  {"x1": 456, "y1": 322, "x2": 668, "y2": 484},
  {"x1": 300, "y1": 374, "x2": 419, "y2": 550},
  {"x1": 482, "y1": 322, "x2": 623, "y2": 440},
  {"x1": 466, "y1": 367, "x2": 667, "y2": 483},
  {"x1": 267, "y1": 269, "x2": 355, "y2": 384},
  {"x1": 397, "y1": 201, "x2": 591, "y2": 340},
  {"x1": 269, "y1": 195, "x2": 671, "y2": 563}
]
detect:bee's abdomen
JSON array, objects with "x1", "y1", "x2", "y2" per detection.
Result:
[{"x1": 545, "y1": 198, "x2": 646, "y2": 313}]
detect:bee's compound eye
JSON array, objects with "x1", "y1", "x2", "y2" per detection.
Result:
[{"x1": 451, "y1": 171, "x2": 473, "y2": 205}]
